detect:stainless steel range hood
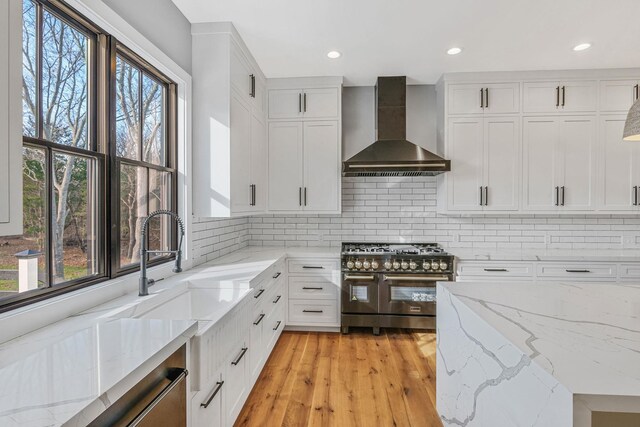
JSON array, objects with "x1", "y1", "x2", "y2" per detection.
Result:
[{"x1": 342, "y1": 76, "x2": 450, "y2": 177}]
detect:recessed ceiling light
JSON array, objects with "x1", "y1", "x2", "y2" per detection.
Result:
[
  {"x1": 573, "y1": 43, "x2": 591, "y2": 51},
  {"x1": 447, "y1": 47, "x2": 462, "y2": 55},
  {"x1": 327, "y1": 51, "x2": 341, "y2": 59}
]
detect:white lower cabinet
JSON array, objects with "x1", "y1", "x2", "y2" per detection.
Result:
[
  {"x1": 287, "y1": 257, "x2": 340, "y2": 328},
  {"x1": 192, "y1": 374, "x2": 224, "y2": 427},
  {"x1": 224, "y1": 344, "x2": 249, "y2": 424}
]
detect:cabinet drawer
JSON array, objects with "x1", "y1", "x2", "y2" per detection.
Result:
[
  {"x1": 288, "y1": 258, "x2": 339, "y2": 274},
  {"x1": 618, "y1": 264, "x2": 640, "y2": 281},
  {"x1": 456, "y1": 262, "x2": 534, "y2": 279},
  {"x1": 289, "y1": 276, "x2": 339, "y2": 300},
  {"x1": 288, "y1": 300, "x2": 339, "y2": 325},
  {"x1": 536, "y1": 263, "x2": 616, "y2": 281}
]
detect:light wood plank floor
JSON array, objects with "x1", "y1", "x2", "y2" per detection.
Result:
[{"x1": 235, "y1": 329, "x2": 443, "y2": 427}]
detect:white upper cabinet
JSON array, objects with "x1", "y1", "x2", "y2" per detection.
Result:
[
  {"x1": 600, "y1": 80, "x2": 640, "y2": 113},
  {"x1": 523, "y1": 80, "x2": 597, "y2": 113},
  {"x1": 445, "y1": 117, "x2": 519, "y2": 212},
  {"x1": 598, "y1": 116, "x2": 640, "y2": 211},
  {"x1": 447, "y1": 83, "x2": 519, "y2": 115},
  {"x1": 192, "y1": 23, "x2": 267, "y2": 217},
  {"x1": 303, "y1": 121, "x2": 340, "y2": 211},
  {"x1": 0, "y1": 0, "x2": 23, "y2": 236},
  {"x1": 268, "y1": 86, "x2": 339, "y2": 120},
  {"x1": 268, "y1": 122, "x2": 304, "y2": 212},
  {"x1": 523, "y1": 117, "x2": 595, "y2": 211}
]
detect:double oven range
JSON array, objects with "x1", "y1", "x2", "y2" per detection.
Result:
[{"x1": 341, "y1": 242, "x2": 454, "y2": 335}]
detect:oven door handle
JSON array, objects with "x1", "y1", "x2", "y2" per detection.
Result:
[
  {"x1": 344, "y1": 274, "x2": 376, "y2": 281},
  {"x1": 383, "y1": 275, "x2": 450, "y2": 282}
]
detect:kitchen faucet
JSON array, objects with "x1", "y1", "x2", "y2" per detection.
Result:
[{"x1": 139, "y1": 210, "x2": 185, "y2": 296}]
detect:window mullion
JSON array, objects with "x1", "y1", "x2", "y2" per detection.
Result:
[{"x1": 36, "y1": 1, "x2": 43, "y2": 138}]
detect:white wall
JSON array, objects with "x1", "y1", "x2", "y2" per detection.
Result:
[{"x1": 102, "y1": 0, "x2": 192, "y2": 73}]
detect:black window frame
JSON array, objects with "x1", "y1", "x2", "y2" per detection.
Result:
[{"x1": 1, "y1": 0, "x2": 179, "y2": 313}]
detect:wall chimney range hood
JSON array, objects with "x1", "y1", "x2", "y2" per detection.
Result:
[{"x1": 342, "y1": 76, "x2": 450, "y2": 177}]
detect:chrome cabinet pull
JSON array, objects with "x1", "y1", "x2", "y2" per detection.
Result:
[
  {"x1": 299, "y1": 187, "x2": 302, "y2": 206},
  {"x1": 304, "y1": 187, "x2": 307, "y2": 206},
  {"x1": 273, "y1": 321, "x2": 282, "y2": 331},
  {"x1": 561, "y1": 186, "x2": 565, "y2": 206},
  {"x1": 272, "y1": 272, "x2": 281, "y2": 279},
  {"x1": 303, "y1": 93, "x2": 307, "y2": 112},
  {"x1": 129, "y1": 368, "x2": 188, "y2": 426},
  {"x1": 635, "y1": 84, "x2": 639, "y2": 101},
  {"x1": 302, "y1": 287, "x2": 324, "y2": 290},
  {"x1": 344, "y1": 274, "x2": 375, "y2": 280},
  {"x1": 273, "y1": 295, "x2": 281, "y2": 304},
  {"x1": 303, "y1": 309, "x2": 324, "y2": 313},
  {"x1": 249, "y1": 74, "x2": 255, "y2": 98},
  {"x1": 484, "y1": 186, "x2": 488, "y2": 206},
  {"x1": 383, "y1": 275, "x2": 450, "y2": 282},
  {"x1": 479, "y1": 186, "x2": 484, "y2": 206},
  {"x1": 253, "y1": 313, "x2": 265, "y2": 325},
  {"x1": 231, "y1": 348, "x2": 248, "y2": 365},
  {"x1": 201, "y1": 381, "x2": 224, "y2": 408},
  {"x1": 556, "y1": 86, "x2": 560, "y2": 107},
  {"x1": 299, "y1": 93, "x2": 302, "y2": 113},
  {"x1": 566, "y1": 269, "x2": 590, "y2": 273},
  {"x1": 561, "y1": 86, "x2": 566, "y2": 107},
  {"x1": 484, "y1": 268, "x2": 508, "y2": 272},
  {"x1": 254, "y1": 289, "x2": 265, "y2": 299},
  {"x1": 302, "y1": 265, "x2": 324, "y2": 269},
  {"x1": 555, "y1": 186, "x2": 559, "y2": 206},
  {"x1": 635, "y1": 186, "x2": 639, "y2": 206},
  {"x1": 480, "y1": 88, "x2": 484, "y2": 108},
  {"x1": 485, "y1": 88, "x2": 489, "y2": 108}
]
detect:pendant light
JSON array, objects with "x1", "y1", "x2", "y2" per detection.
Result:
[{"x1": 624, "y1": 98, "x2": 640, "y2": 141}]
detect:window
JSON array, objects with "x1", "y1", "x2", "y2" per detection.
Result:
[{"x1": 0, "y1": 0, "x2": 177, "y2": 312}]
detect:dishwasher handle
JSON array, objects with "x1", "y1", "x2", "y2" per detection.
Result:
[{"x1": 129, "y1": 368, "x2": 188, "y2": 427}]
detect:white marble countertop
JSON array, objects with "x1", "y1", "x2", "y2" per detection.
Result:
[
  {"x1": 0, "y1": 245, "x2": 339, "y2": 426},
  {"x1": 450, "y1": 248, "x2": 640, "y2": 262},
  {"x1": 441, "y1": 280, "x2": 640, "y2": 397},
  {"x1": 0, "y1": 318, "x2": 197, "y2": 427}
]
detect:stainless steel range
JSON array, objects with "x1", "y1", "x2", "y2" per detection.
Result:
[{"x1": 341, "y1": 242, "x2": 454, "y2": 335}]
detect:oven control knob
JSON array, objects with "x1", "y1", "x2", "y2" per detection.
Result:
[
  {"x1": 346, "y1": 260, "x2": 355, "y2": 269},
  {"x1": 431, "y1": 261, "x2": 440, "y2": 270},
  {"x1": 355, "y1": 261, "x2": 363, "y2": 269},
  {"x1": 384, "y1": 261, "x2": 392, "y2": 270},
  {"x1": 363, "y1": 261, "x2": 371, "y2": 269},
  {"x1": 439, "y1": 261, "x2": 448, "y2": 270},
  {"x1": 371, "y1": 260, "x2": 379, "y2": 269},
  {"x1": 422, "y1": 261, "x2": 431, "y2": 270},
  {"x1": 392, "y1": 261, "x2": 400, "y2": 270},
  {"x1": 401, "y1": 261, "x2": 409, "y2": 270},
  {"x1": 409, "y1": 261, "x2": 417, "y2": 270}
]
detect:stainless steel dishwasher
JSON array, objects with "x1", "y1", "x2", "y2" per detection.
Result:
[{"x1": 89, "y1": 345, "x2": 188, "y2": 427}]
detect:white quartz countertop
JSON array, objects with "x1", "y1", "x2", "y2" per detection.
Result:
[
  {"x1": 0, "y1": 245, "x2": 339, "y2": 426},
  {"x1": 0, "y1": 318, "x2": 197, "y2": 427},
  {"x1": 451, "y1": 248, "x2": 640, "y2": 262},
  {"x1": 441, "y1": 280, "x2": 640, "y2": 397}
]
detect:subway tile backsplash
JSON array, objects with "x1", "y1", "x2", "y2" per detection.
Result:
[{"x1": 191, "y1": 217, "x2": 250, "y2": 266}]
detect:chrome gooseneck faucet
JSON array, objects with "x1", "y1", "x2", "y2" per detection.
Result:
[{"x1": 139, "y1": 210, "x2": 185, "y2": 296}]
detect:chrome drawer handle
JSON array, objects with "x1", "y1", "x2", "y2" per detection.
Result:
[
  {"x1": 253, "y1": 313, "x2": 265, "y2": 325},
  {"x1": 254, "y1": 289, "x2": 265, "y2": 299},
  {"x1": 273, "y1": 272, "x2": 281, "y2": 279},
  {"x1": 302, "y1": 287, "x2": 324, "y2": 290},
  {"x1": 231, "y1": 348, "x2": 248, "y2": 365},
  {"x1": 344, "y1": 274, "x2": 375, "y2": 280},
  {"x1": 273, "y1": 321, "x2": 282, "y2": 331},
  {"x1": 566, "y1": 269, "x2": 590, "y2": 273},
  {"x1": 383, "y1": 275, "x2": 450, "y2": 282},
  {"x1": 303, "y1": 309, "x2": 324, "y2": 313},
  {"x1": 273, "y1": 295, "x2": 281, "y2": 304},
  {"x1": 130, "y1": 368, "x2": 188, "y2": 426},
  {"x1": 303, "y1": 266, "x2": 324, "y2": 269},
  {"x1": 201, "y1": 381, "x2": 224, "y2": 408},
  {"x1": 484, "y1": 268, "x2": 508, "y2": 272}
]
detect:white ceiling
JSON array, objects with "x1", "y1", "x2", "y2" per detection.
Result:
[{"x1": 172, "y1": 0, "x2": 640, "y2": 86}]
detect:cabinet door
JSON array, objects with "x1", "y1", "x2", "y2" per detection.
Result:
[
  {"x1": 447, "y1": 118, "x2": 484, "y2": 210},
  {"x1": 302, "y1": 88, "x2": 339, "y2": 119},
  {"x1": 523, "y1": 117, "x2": 559, "y2": 210},
  {"x1": 523, "y1": 81, "x2": 560, "y2": 113},
  {"x1": 303, "y1": 121, "x2": 340, "y2": 212},
  {"x1": 230, "y1": 95, "x2": 252, "y2": 214},
  {"x1": 268, "y1": 122, "x2": 303, "y2": 211},
  {"x1": 191, "y1": 377, "x2": 223, "y2": 427},
  {"x1": 268, "y1": 89, "x2": 303, "y2": 119},
  {"x1": 599, "y1": 116, "x2": 639, "y2": 210},
  {"x1": 557, "y1": 117, "x2": 596, "y2": 210},
  {"x1": 483, "y1": 118, "x2": 520, "y2": 211},
  {"x1": 484, "y1": 83, "x2": 520, "y2": 114},
  {"x1": 600, "y1": 80, "x2": 640, "y2": 113},
  {"x1": 250, "y1": 114, "x2": 267, "y2": 211},
  {"x1": 225, "y1": 346, "x2": 249, "y2": 425},
  {"x1": 0, "y1": 0, "x2": 22, "y2": 235},
  {"x1": 248, "y1": 309, "x2": 265, "y2": 381},
  {"x1": 447, "y1": 84, "x2": 484, "y2": 115},
  {"x1": 559, "y1": 81, "x2": 597, "y2": 112}
]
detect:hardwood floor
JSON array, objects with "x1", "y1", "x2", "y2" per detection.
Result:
[{"x1": 235, "y1": 329, "x2": 443, "y2": 427}]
